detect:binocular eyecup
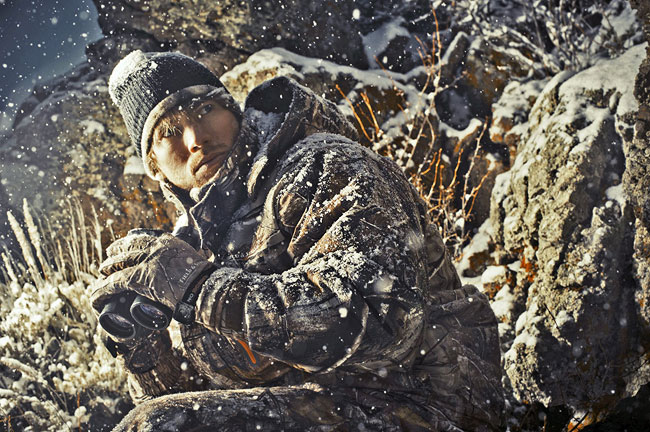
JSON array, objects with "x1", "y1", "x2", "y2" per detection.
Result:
[{"x1": 99, "y1": 292, "x2": 173, "y2": 339}]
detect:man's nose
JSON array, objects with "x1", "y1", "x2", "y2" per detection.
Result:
[{"x1": 183, "y1": 126, "x2": 205, "y2": 153}]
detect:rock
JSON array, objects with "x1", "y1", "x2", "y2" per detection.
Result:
[
  {"x1": 220, "y1": 47, "x2": 424, "y2": 148},
  {"x1": 464, "y1": 37, "x2": 536, "y2": 111},
  {"x1": 490, "y1": 78, "x2": 550, "y2": 164},
  {"x1": 439, "y1": 31, "x2": 470, "y2": 86},
  {"x1": 581, "y1": 383, "x2": 650, "y2": 431},
  {"x1": 434, "y1": 34, "x2": 541, "y2": 135},
  {"x1": 359, "y1": 17, "x2": 421, "y2": 73},
  {"x1": 625, "y1": 0, "x2": 650, "y2": 396},
  {"x1": 91, "y1": 0, "x2": 368, "y2": 68},
  {"x1": 87, "y1": 0, "x2": 466, "y2": 75},
  {"x1": 0, "y1": 62, "x2": 177, "y2": 246},
  {"x1": 488, "y1": 43, "x2": 648, "y2": 422}
]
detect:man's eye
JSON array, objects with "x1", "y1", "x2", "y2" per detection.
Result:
[
  {"x1": 162, "y1": 127, "x2": 180, "y2": 138},
  {"x1": 199, "y1": 103, "x2": 213, "y2": 115}
]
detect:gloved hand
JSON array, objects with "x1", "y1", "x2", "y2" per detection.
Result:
[
  {"x1": 91, "y1": 232, "x2": 215, "y2": 322},
  {"x1": 99, "y1": 229, "x2": 165, "y2": 275},
  {"x1": 92, "y1": 231, "x2": 168, "y2": 367}
]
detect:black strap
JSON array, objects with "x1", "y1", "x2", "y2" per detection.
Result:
[
  {"x1": 104, "y1": 337, "x2": 130, "y2": 358},
  {"x1": 173, "y1": 266, "x2": 216, "y2": 324}
]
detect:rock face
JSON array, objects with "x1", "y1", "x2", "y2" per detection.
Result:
[
  {"x1": 90, "y1": 0, "x2": 443, "y2": 73},
  {"x1": 1, "y1": 0, "x2": 649, "y2": 429},
  {"x1": 626, "y1": 0, "x2": 650, "y2": 398},
  {"x1": 90, "y1": 0, "x2": 444, "y2": 73},
  {"x1": 0, "y1": 62, "x2": 178, "y2": 243},
  {"x1": 92, "y1": 0, "x2": 367, "y2": 68},
  {"x1": 486, "y1": 43, "x2": 649, "y2": 421}
]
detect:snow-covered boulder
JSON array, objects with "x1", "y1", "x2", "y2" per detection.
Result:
[{"x1": 487, "y1": 42, "x2": 649, "y2": 421}]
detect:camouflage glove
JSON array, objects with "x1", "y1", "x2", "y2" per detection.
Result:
[
  {"x1": 91, "y1": 232, "x2": 216, "y2": 320},
  {"x1": 99, "y1": 229, "x2": 166, "y2": 275},
  {"x1": 91, "y1": 231, "x2": 167, "y2": 367}
]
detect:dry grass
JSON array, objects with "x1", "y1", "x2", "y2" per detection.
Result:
[
  {"x1": 2, "y1": 200, "x2": 105, "y2": 287},
  {"x1": 0, "y1": 199, "x2": 125, "y2": 432},
  {"x1": 337, "y1": 9, "x2": 493, "y2": 257},
  {"x1": 411, "y1": 123, "x2": 492, "y2": 257}
]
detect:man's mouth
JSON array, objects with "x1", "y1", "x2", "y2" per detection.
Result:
[{"x1": 192, "y1": 153, "x2": 222, "y2": 174}]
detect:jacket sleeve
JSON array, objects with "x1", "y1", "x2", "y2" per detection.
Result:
[{"x1": 194, "y1": 136, "x2": 450, "y2": 372}]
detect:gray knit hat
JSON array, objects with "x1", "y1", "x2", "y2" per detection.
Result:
[{"x1": 108, "y1": 50, "x2": 242, "y2": 172}]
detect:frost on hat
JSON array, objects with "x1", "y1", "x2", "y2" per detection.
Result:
[
  {"x1": 108, "y1": 50, "x2": 235, "y2": 160},
  {"x1": 108, "y1": 50, "x2": 152, "y2": 105}
]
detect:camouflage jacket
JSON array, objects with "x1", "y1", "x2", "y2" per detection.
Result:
[{"x1": 125, "y1": 77, "x2": 504, "y2": 431}]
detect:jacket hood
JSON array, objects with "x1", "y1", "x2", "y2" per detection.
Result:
[{"x1": 242, "y1": 76, "x2": 359, "y2": 197}]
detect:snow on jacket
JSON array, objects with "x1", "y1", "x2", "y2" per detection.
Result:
[{"x1": 125, "y1": 76, "x2": 504, "y2": 431}]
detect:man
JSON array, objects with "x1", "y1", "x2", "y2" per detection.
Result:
[{"x1": 92, "y1": 50, "x2": 504, "y2": 431}]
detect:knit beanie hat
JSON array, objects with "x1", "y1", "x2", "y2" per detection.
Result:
[{"x1": 108, "y1": 50, "x2": 242, "y2": 175}]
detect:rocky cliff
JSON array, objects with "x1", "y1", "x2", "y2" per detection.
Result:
[
  {"x1": 1, "y1": 0, "x2": 649, "y2": 430},
  {"x1": 488, "y1": 43, "x2": 646, "y2": 424}
]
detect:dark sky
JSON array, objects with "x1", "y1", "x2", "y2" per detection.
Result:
[{"x1": 0, "y1": 0, "x2": 103, "y2": 132}]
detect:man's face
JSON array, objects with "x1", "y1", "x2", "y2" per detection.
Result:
[{"x1": 150, "y1": 98, "x2": 240, "y2": 190}]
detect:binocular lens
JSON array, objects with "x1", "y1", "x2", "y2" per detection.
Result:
[
  {"x1": 130, "y1": 296, "x2": 171, "y2": 330},
  {"x1": 99, "y1": 312, "x2": 135, "y2": 339},
  {"x1": 98, "y1": 293, "x2": 172, "y2": 337},
  {"x1": 99, "y1": 293, "x2": 138, "y2": 339}
]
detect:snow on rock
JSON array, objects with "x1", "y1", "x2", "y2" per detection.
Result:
[
  {"x1": 457, "y1": 219, "x2": 496, "y2": 284},
  {"x1": 123, "y1": 155, "x2": 146, "y2": 176},
  {"x1": 490, "y1": 77, "x2": 550, "y2": 159},
  {"x1": 79, "y1": 119, "x2": 106, "y2": 136},
  {"x1": 361, "y1": 17, "x2": 412, "y2": 68},
  {"x1": 220, "y1": 49, "x2": 306, "y2": 103},
  {"x1": 489, "y1": 42, "x2": 648, "y2": 418},
  {"x1": 220, "y1": 47, "x2": 421, "y2": 113}
]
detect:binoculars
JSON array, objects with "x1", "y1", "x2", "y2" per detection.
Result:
[
  {"x1": 99, "y1": 291, "x2": 173, "y2": 339},
  {"x1": 97, "y1": 227, "x2": 198, "y2": 339}
]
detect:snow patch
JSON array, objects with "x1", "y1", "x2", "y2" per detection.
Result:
[
  {"x1": 555, "y1": 309, "x2": 573, "y2": 328},
  {"x1": 561, "y1": 43, "x2": 646, "y2": 121},
  {"x1": 361, "y1": 18, "x2": 410, "y2": 67},
  {"x1": 123, "y1": 155, "x2": 146, "y2": 176},
  {"x1": 491, "y1": 284, "x2": 515, "y2": 320},
  {"x1": 481, "y1": 265, "x2": 507, "y2": 285},
  {"x1": 79, "y1": 119, "x2": 105, "y2": 136},
  {"x1": 439, "y1": 117, "x2": 483, "y2": 140},
  {"x1": 605, "y1": 184, "x2": 626, "y2": 210}
]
